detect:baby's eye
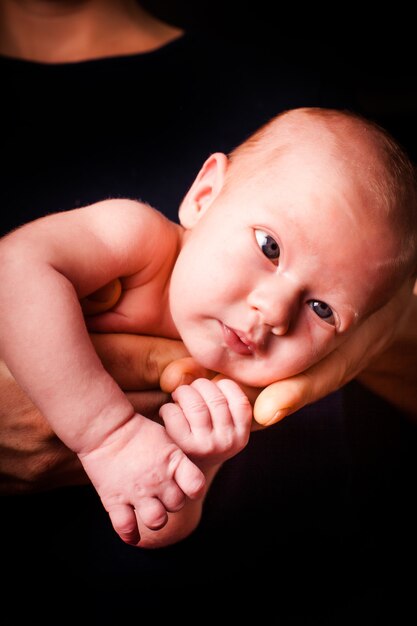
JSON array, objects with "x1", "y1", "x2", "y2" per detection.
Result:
[
  {"x1": 308, "y1": 300, "x2": 335, "y2": 326},
  {"x1": 255, "y1": 229, "x2": 280, "y2": 264}
]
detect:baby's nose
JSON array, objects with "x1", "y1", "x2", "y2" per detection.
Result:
[
  {"x1": 247, "y1": 275, "x2": 301, "y2": 335},
  {"x1": 271, "y1": 318, "x2": 291, "y2": 336}
]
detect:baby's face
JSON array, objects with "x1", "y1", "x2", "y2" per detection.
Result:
[{"x1": 170, "y1": 146, "x2": 400, "y2": 387}]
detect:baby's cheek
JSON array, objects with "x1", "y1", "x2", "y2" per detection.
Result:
[
  {"x1": 311, "y1": 331, "x2": 342, "y2": 363},
  {"x1": 274, "y1": 335, "x2": 331, "y2": 380}
]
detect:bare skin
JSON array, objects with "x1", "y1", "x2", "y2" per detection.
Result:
[
  {"x1": 0, "y1": 0, "x2": 183, "y2": 62},
  {"x1": 357, "y1": 284, "x2": 417, "y2": 419},
  {"x1": 0, "y1": 335, "x2": 191, "y2": 494}
]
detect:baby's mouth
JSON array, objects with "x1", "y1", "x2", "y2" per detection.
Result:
[{"x1": 221, "y1": 323, "x2": 257, "y2": 355}]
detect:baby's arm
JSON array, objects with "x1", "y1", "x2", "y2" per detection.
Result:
[{"x1": 0, "y1": 200, "x2": 205, "y2": 543}]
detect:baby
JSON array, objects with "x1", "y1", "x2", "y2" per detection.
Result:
[{"x1": 0, "y1": 107, "x2": 416, "y2": 545}]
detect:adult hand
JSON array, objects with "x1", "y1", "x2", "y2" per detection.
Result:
[
  {"x1": 0, "y1": 359, "x2": 87, "y2": 493},
  {"x1": 0, "y1": 335, "x2": 188, "y2": 494},
  {"x1": 357, "y1": 290, "x2": 417, "y2": 420},
  {"x1": 254, "y1": 279, "x2": 417, "y2": 425}
]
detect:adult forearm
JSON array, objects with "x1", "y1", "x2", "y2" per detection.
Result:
[
  {"x1": 358, "y1": 292, "x2": 417, "y2": 419},
  {"x1": 0, "y1": 360, "x2": 88, "y2": 493},
  {"x1": 0, "y1": 335, "x2": 188, "y2": 493},
  {"x1": 90, "y1": 334, "x2": 189, "y2": 390}
]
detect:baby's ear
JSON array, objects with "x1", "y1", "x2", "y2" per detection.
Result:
[{"x1": 179, "y1": 153, "x2": 228, "y2": 228}]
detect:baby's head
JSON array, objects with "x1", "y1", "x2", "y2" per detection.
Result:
[
  {"x1": 170, "y1": 107, "x2": 417, "y2": 386},
  {"x1": 227, "y1": 107, "x2": 417, "y2": 289}
]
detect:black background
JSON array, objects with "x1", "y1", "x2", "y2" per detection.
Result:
[{"x1": 143, "y1": 0, "x2": 417, "y2": 160}]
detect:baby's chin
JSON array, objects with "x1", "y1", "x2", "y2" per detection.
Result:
[
  {"x1": 190, "y1": 344, "x2": 319, "y2": 388},
  {"x1": 213, "y1": 350, "x2": 328, "y2": 386},
  {"x1": 212, "y1": 363, "x2": 304, "y2": 388}
]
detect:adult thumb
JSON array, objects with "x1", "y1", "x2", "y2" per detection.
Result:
[
  {"x1": 160, "y1": 357, "x2": 215, "y2": 393},
  {"x1": 253, "y1": 350, "x2": 348, "y2": 426}
]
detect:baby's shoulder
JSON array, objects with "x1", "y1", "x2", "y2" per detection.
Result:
[
  {"x1": 83, "y1": 197, "x2": 162, "y2": 223},
  {"x1": 79, "y1": 197, "x2": 178, "y2": 243}
]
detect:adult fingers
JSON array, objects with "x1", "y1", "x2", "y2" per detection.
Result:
[
  {"x1": 254, "y1": 338, "x2": 378, "y2": 426},
  {"x1": 254, "y1": 279, "x2": 416, "y2": 427},
  {"x1": 160, "y1": 357, "x2": 215, "y2": 393},
  {"x1": 91, "y1": 334, "x2": 189, "y2": 390},
  {"x1": 253, "y1": 367, "x2": 331, "y2": 426},
  {"x1": 126, "y1": 390, "x2": 170, "y2": 423}
]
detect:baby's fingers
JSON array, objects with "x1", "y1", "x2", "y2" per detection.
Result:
[
  {"x1": 107, "y1": 503, "x2": 140, "y2": 546},
  {"x1": 164, "y1": 378, "x2": 238, "y2": 440},
  {"x1": 135, "y1": 497, "x2": 168, "y2": 531},
  {"x1": 189, "y1": 378, "x2": 236, "y2": 430},
  {"x1": 214, "y1": 378, "x2": 253, "y2": 439},
  {"x1": 159, "y1": 401, "x2": 191, "y2": 443},
  {"x1": 173, "y1": 452, "x2": 206, "y2": 500}
]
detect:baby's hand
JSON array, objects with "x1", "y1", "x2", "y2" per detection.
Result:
[
  {"x1": 78, "y1": 414, "x2": 205, "y2": 545},
  {"x1": 159, "y1": 378, "x2": 252, "y2": 469}
]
